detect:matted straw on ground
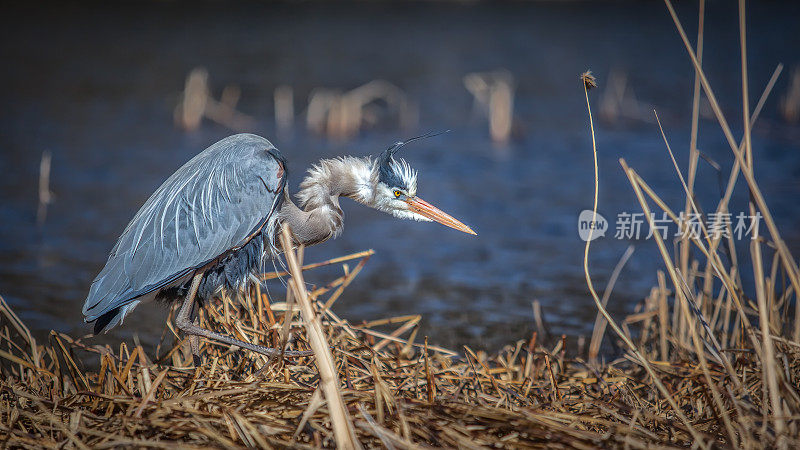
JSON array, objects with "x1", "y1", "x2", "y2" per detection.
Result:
[
  {"x1": 2, "y1": 1, "x2": 800, "y2": 447},
  {"x1": 2, "y1": 239, "x2": 794, "y2": 448}
]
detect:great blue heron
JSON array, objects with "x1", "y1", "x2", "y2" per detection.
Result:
[{"x1": 82, "y1": 133, "x2": 475, "y2": 362}]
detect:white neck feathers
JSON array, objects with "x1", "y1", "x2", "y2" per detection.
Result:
[
  {"x1": 295, "y1": 156, "x2": 376, "y2": 210},
  {"x1": 278, "y1": 156, "x2": 376, "y2": 247}
]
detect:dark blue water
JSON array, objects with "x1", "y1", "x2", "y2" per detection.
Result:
[{"x1": 1, "y1": 1, "x2": 799, "y2": 351}]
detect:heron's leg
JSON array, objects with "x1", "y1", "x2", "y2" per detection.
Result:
[
  {"x1": 175, "y1": 272, "x2": 311, "y2": 361},
  {"x1": 188, "y1": 300, "x2": 201, "y2": 366},
  {"x1": 176, "y1": 273, "x2": 204, "y2": 365}
]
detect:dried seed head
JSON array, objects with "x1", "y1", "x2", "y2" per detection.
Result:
[{"x1": 581, "y1": 71, "x2": 597, "y2": 90}]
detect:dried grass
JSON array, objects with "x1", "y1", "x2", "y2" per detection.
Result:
[
  {"x1": 7, "y1": 273, "x2": 786, "y2": 449},
  {"x1": 2, "y1": 225, "x2": 798, "y2": 448}
]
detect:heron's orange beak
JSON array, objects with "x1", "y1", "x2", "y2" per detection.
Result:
[{"x1": 405, "y1": 197, "x2": 477, "y2": 235}]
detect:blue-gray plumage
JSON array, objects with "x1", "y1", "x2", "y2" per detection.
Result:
[
  {"x1": 83, "y1": 133, "x2": 475, "y2": 361},
  {"x1": 83, "y1": 134, "x2": 285, "y2": 334}
]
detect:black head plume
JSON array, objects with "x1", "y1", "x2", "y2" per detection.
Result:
[{"x1": 377, "y1": 130, "x2": 449, "y2": 188}]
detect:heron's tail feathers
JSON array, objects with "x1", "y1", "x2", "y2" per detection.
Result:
[{"x1": 89, "y1": 300, "x2": 141, "y2": 335}]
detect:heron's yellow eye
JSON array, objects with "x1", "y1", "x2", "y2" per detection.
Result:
[{"x1": 393, "y1": 190, "x2": 402, "y2": 198}]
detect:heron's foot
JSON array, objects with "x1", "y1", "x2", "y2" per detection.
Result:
[
  {"x1": 176, "y1": 319, "x2": 312, "y2": 361},
  {"x1": 233, "y1": 341, "x2": 314, "y2": 359},
  {"x1": 189, "y1": 334, "x2": 202, "y2": 367},
  {"x1": 250, "y1": 345, "x2": 314, "y2": 378},
  {"x1": 175, "y1": 283, "x2": 312, "y2": 366}
]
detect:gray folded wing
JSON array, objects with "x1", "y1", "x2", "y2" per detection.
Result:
[{"x1": 83, "y1": 134, "x2": 286, "y2": 321}]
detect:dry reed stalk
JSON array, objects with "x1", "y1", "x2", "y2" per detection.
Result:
[
  {"x1": 679, "y1": 0, "x2": 705, "y2": 282},
  {"x1": 260, "y1": 249, "x2": 374, "y2": 281},
  {"x1": 464, "y1": 70, "x2": 515, "y2": 144},
  {"x1": 174, "y1": 67, "x2": 255, "y2": 132},
  {"x1": 274, "y1": 84, "x2": 294, "y2": 138},
  {"x1": 280, "y1": 226, "x2": 360, "y2": 449},
  {"x1": 305, "y1": 81, "x2": 414, "y2": 140},
  {"x1": 36, "y1": 150, "x2": 52, "y2": 227},
  {"x1": 738, "y1": 0, "x2": 786, "y2": 439},
  {"x1": 588, "y1": 244, "x2": 635, "y2": 363},
  {"x1": 622, "y1": 160, "x2": 738, "y2": 445},
  {"x1": 581, "y1": 69, "x2": 707, "y2": 446},
  {"x1": 657, "y1": 271, "x2": 669, "y2": 360},
  {"x1": 780, "y1": 67, "x2": 800, "y2": 123},
  {"x1": 664, "y1": 0, "x2": 800, "y2": 299}
]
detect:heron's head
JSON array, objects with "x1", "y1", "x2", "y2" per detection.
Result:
[{"x1": 370, "y1": 139, "x2": 476, "y2": 235}]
